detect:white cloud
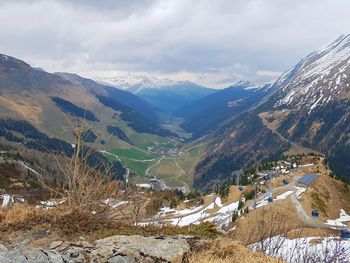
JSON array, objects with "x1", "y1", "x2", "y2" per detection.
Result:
[{"x1": 0, "y1": 0, "x2": 350, "y2": 87}]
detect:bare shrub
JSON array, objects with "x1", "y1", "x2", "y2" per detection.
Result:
[{"x1": 51, "y1": 119, "x2": 120, "y2": 218}]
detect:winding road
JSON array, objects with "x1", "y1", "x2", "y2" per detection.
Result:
[{"x1": 147, "y1": 172, "x2": 344, "y2": 230}]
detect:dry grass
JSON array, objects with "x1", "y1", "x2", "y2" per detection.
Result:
[
  {"x1": 0, "y1": 204, "x2": 218, "y2": 242},
  {"x1": 0, "y1": 95, "x2": 43, "y2": 124},
  {"x1": 298, "y1": 157, "x2": 350, "y2": 220},
  {"x1": 189, "y1": 238, "x2": 284, "y2": 263},
  {"x1": 233, "y1": 201, "x2": 303, "y2": 245}
]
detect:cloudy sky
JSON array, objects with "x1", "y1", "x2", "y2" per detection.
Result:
[{"x1": 0, "y1": 0, "x2": 349, "y2": 88}]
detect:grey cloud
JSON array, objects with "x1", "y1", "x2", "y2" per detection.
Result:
[{"x1": 0, "y1": 0, "x2": 349, "y2": 87}]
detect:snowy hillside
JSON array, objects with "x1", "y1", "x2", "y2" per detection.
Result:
[{"x1": 274, "y1": 34, "x2": 350, "y2": 111}]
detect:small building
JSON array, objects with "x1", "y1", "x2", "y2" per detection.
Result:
[
  {"x1": 340, "y1": 229, "x2": 350, "y2": 239},
  {"x1": 297, "y1": 173, "x2": 318, "y2": 186}
]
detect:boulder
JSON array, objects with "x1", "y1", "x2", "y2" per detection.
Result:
[{"x1": 0, "y1": 235, "x2": 191, "y2": 262}]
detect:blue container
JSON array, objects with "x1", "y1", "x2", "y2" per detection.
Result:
[
  {"x1": 340, "y1": 229, "x2": 350, "y2": 239},
  {"x1": 311, "y1": 210, "x2": 319, "y2": 217}
]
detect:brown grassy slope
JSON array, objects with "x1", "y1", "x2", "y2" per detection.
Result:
[
  {"x1": 232, "y1": 156, "x2": 350, "y2": 244},
  {"x1": 233, "y1": 200, "x2": 303, "y2": 245},
  {"x1": 299, "y1": 157, "x2": 350, "y2": 220},
  {"x1": 189, "y1": 238, "x2": 284, "y2": 263}
]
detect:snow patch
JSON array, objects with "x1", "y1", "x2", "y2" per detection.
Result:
[
  {"x1": 275, "y1": 191, "x2": 294, "y2": 200},
  {"x1": 326, "y1": 209, "x2": 350, "y2": 227},
  {"x1": 1, "y1": 194, "x2": 13, "y2": 208}
]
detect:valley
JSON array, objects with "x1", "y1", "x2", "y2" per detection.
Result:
[{"x1": 1, "y1": 32, "x2": 350, "y2": 263}]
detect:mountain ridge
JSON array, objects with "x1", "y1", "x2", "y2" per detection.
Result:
[{"x1": 193, "y1": 35, "x2": 350, "y2": 190}]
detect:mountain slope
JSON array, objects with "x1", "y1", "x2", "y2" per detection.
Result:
[
  {"x1": 194, "y1": 35, "x2": 350, "y2": 190},
  {"x1": 175, "y1": 81, "x2": 272, "y2": 139},
  {"x1": 0, "y1": 54, "x2": 177, "y2": 157},
  {"x1": 57, "y1": 73, "x2": 161, "y2": 123},
  {"x1": 136, "y1": 81, "x2": 216, "y2": 113}
]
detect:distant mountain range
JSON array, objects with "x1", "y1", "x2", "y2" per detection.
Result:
[
  {"x1": 96, "y1": 75, "x2": 216, "y2": 113},
  {"x1": 175, "y1": 81, "x2": 273, "y2": 138}
]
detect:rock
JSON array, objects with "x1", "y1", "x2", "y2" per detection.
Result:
[
  {"x1": 90, "y1": 245, "x2": 114, "y2": 259},
  {"x1": 50, "y1": 240, "x2": 64, "y2": 250},
  {"x1": 0, "y1": 235, "x2": 191, "y2": 263},
  {"x1": 64, "y1": 248, "x2": 86, "y2": 261},
  {"x1": 108, "y1": 255, "x2": 135, "y2": 263},
  {"x1": 0, "y1": 248, "x2": 68, "y2": 263},
  {"x1": 0, "y1": 244, "x2": 8, "y2": 250},
  {"x1": 94, "y1": 235, "x2": 190, "y2": 263}
]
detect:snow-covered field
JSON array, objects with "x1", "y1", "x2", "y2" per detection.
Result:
[
  {"x1": 251, "y1": 235, "x2": 350, "y2": 262},
  {"x1": 275, "y1": 190, "x2": 294, "y2": 200},
  {"x1": 155, "y1": 197, "x2": 240, "y2": 227}
]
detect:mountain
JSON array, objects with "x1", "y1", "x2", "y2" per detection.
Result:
[
  {"x1": 96, "y1": 75, "x2": 216, "y2": 113},
  {"x1": 56, "y1": 73, "x2": 161, "y2": 123},
  {"x1": 194, "y1": 35, "x2": 350, "y2": 190},
  {"x1": 95, "y1": 75, "x2": 177, "y2": 93},
  {"x1": 175, "y1": 81, "x2": 273, "y2": 139},
  {"x1": 0, "y1": 54, "x2": 177, "y2": 167}
]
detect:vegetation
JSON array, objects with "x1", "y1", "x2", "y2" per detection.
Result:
[
  {"x1": 188, "y1": 238, "x2": 283, "y2": 263},
  {"x1": 0, "y1": 204, "x2": 218, "y2": 240},
  {"x1": 232, "y1": 210, "x2": 239, "y2": 223},
  {"x1": 51, "y1": 96, "x2": 98, "y2": 121},
  {"x1": 214, "y1": 180, "x2": 231, "y2": 197},
  {"x1": 0, "y1": 119, "x2": 126, "y2": 179},
  {"x1": 52, "y1": 122, "x2": 123, "y2": 216},
  {"x1": 107, "y1": 125, "x2": 132, "y2": 144},
  {"x1": 97, "y1": 95, "x2": 177, "y2": 137},
  {"x1": 244, "y1": 189, "x2": 255, "y2": 201},
  {"x1": 81, "y1": 129, "x2": 97, "y2": 143}
]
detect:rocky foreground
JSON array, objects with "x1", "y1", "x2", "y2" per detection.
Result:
[
  {"x1": 0, "y1": 234, "x2": 283, "y2": 263},
  {"x1": 0, "y1": 235, "x2": 192, "y2": 263}
]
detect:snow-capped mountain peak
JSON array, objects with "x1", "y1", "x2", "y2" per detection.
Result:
[
  {"x1": 230, "y1": 80, "x2": 270, "y2": 91},
  {"x1": 274, "y1": 34, "x2": 350, "y2": 112},
  {"x1": 94, "y1": 75, "x2": 185, "y2": 93}
]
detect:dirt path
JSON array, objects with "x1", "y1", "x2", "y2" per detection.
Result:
[
  {"x1": 290, "y1": 193, "x2": 329, "y2": 229},
  {"x1": 99, "y1": 150, "x2": 121, "y2": 161},
  {"x1": 146, "y1": 156, "x2": 165, "y2": 176},
  {"x1": 173, "y1": 158, "x2": 190, "y2": 192},
  {"x1": 259, "y1": 114, "x2": 321, "y2": 154}
]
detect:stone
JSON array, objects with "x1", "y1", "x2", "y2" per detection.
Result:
[
  {"x1": 0, "y1": 248, "x2": 68, "y2": 263},
  {"x1": 94, "y1": 235, "x2": 190, "y2": 263},
  {"x1": 0, "y1": 235, "x2": 191, "y2": 263},
  {"x1": 90, "y1": 245, "x2": 114, "y2": 258},
  {"x1": 0, "y1": 244, "x2": 8, "y2": 250},
  {"x1": 108, "y1": 255, "x2": 135, "y2": 263},
  {"x1": 50, "y1": 240, "x2": 64, "y2": 250}
]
